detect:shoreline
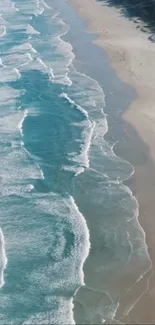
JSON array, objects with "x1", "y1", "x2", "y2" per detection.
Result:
[{"x1": 68, "y1": 0, "x2": 155, "y2": 323}]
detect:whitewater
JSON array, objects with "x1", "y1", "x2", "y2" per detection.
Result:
[{"x1": 0, "y1": 0, "x2": 152, "y2": 324}]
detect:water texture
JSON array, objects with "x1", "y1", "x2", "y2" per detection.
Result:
[{"x1": 0, "y1": 0, "x2": 151, "y2": 323}]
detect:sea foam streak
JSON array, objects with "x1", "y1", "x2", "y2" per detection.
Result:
[
  {"x1": 69, "y1": 195, "x2": 90, "y2": 286},
  {"x1": 0, "y1": 67, "x2": 21, "y2": 82},
  {"x1": 59, "y1": 92, "x2": 95, "y2": 170},
  {"x1": 26, "y1": 24, "x2": 40, "y2": 35},
  {"x1": 0, "y1": 25, "x2": 6, "y2": 37},
  {"x1": 18, "y1": 109, "x2": 28, "y2": 136},
  {"x1": 0, "y1": 191, "x2": 90, "y2": 324},
  {"x1": 51, "y1": 18, "x2": 151, "y2": 321},
  {"x1": 10, "y1": 42, "x2": 37, "y2": 53},
  {"x1": 33, "y1": 192, "x2": 90, "y2": 288},
  {"x1": 0, "y1": 0, "x2": 151, "y2": 323},
  {"x1": 28, "y1": 10, "x2": 74, "y2": 85},
  {"x1": 59, "y1": 92, "x2": 89, "y2": 119},
  {"x1": 41, "y1": 0, "x2": 51, "y2": 9},
  {"x1": 0, "y1": 228, "x2": 7, "y2": 288},
  {"x1": 30, "y1": 0, "x2": 151, "y2": 298},
  {"x1": 0, "y1": 0, "x2": 51, "y2": 295}
]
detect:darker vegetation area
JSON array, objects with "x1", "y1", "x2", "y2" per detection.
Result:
[{"x1": 97, "y1": 0, "x2": 155, "y2": 36}]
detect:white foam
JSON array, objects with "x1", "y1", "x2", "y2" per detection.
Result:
[
  {"x1": 33, "y1": 192, "x2": 90, "y2": 286},
  {"x1": 18, "y1": 109, "x2": 28, "y2": 137},
  {"x1": 0, "y1": 96, "x2": 43, "y2": 186},
  {"x1": 2, "y1": 53, "x2": 33, "y2": 68},
  {"x1": 23, "y1": 298, "x2": 75, "y2": 325},
  {"x1": 11, "y1": 140, "x2": 22, "y2": 148},
  {"x1": 0, "y1": 0, "x2": 17, "y2": 15},
  {"x1": 27, "y1": 52, "x2": 33, "y2": 61},
  {"x1": 49, "y1": 67, "x2": 55, "y2": 79},
  {"x1": 9, "y1": 23, "x2": 40, "y2": 35},
  {"x1": 36, "y1": 163, "x2": 45, "y2": 179},
  {"x1": 0, "y1": 113, "x2": 24, "y2": 133},
  {"x1": 0, "y1": 25, "x2": 6, "y2": 37},
  {"x1": 59, "y1": 91, "x2": 96, "y2": 169},
  {"x1": 10, "y1": 42, "x2": 37, "y2": 54},
  {"x1": 35, "y1": 0, "x2": 45, "y2": 15},
  {"x1": 0, "y1": 4, "x2": 149, "y2": 324},
  {"x1": 0, "y1": 228, "x2": 7, "y2": 288},
  {"x1": 0, "y1": 86, "x2": 22, "y2": 106},
  {"x1": 26, "y1": 24, "x2": 40, "y2": 35},
  {"x1": 0, "y1": 182, "x2": 35, "y2": 197},
  {"x1": 34, "y1": 7, "x2": 44, "y2": 16},
  {"x1": 81, "y1": 121, "x2": 96, "y2": 168},
  {"x1": 52, "y1": 12, "x2": 60, "y2": 20},
  {"x1": 14, "y1": 1, "x2": 43, "y2": 16},
  {"x1": 0, "y1": 147, "x2": 44, "y2": 182},
  {"x1": 0, "y1": 58, "x2": 4, "y2": 67},
  {"x1": 59, "y1": 92, "x2": 89, "y2": 119},
  {"x1": 19, "y1": 143, "x2": 45, "y2": 180},
  {"x1": 62, "y1": 165, "x2": 85, "y2": 176},
  {"x1": 70, "y1": 195, "x2": 90, "y2": 285},
  {"x1": 20, "y1": 11, "x2": 74, "y2": 86},
  {"x1": 0, "y1": 189, "x2": 90, "y2": 324},
  {"x1": 13, "y1": 68, "x2": 21, "y2": 79},
  {"x1": 69, "y1": 121, "x2": 95, "y2": 169},
  {"x1": 0, "y1": 67, "x2": 21, "y2": 82},
  {"x1": 27, "y1": 184, "x2": 34, "y2": 192},
  {"x1": 37, "y1": 57, "x2": 48, "y2": 70},
  {"x1": 41, "y1": 0, "x2": 51, "y2": 9},
  {"x1": 50, "y1": 34, "x2": 74, "y2": 86},
  {"x1": 68, "y1": 64, "x2": 106, "y2": 111},
  {"x1": 11, "y1": 1, "x2": 19, "y2": 11},
  {"x1": 19, "y1": 57, "x2": 48, "y2": 73},
  {"x1": 66, "y1": 63, "x2": 152, "y2": 323},
  {"x1": 30, "y1": 14, "x2": 73, "y2": 85}
]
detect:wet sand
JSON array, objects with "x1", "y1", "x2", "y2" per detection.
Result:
[{"x1": 69, "y1": 0, "x2": 155, "y2": 323}]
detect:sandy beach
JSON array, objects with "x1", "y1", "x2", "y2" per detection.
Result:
[{"x1": 68, "y1": 0, "x2": 155, "y2": 323}]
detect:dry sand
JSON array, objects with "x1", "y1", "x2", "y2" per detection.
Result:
[{"x1": 69, "y1": 0, "x2": 155, "y2": 323}]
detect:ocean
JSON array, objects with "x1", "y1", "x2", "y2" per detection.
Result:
[{"x1": 0, "y1": 0, "x2": 152, "y2": 323}]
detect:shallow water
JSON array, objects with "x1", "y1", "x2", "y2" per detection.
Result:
[{"x1": 0, "y1": 0, "x2": 152, "y2": 323}]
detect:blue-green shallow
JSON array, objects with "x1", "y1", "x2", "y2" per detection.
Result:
[{"x1": 0, "y1": 0, "x2": 151, "y2": 324}]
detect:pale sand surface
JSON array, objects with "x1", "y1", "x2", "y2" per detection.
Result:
[{"x1": 69, "y1": 0, "x2": 155, "y2": 323}]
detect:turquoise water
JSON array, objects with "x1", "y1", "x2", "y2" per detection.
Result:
[{"x1": 0, "y1": 0, "x2": 152, "y2": 323}]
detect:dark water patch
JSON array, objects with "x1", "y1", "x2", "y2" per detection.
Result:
[
  {"x1": 8, "y1": 69, "x2": 88, "y2": 193},
  {"x1": 0, "y1": 33, "x2": 28, "y2": 52}
]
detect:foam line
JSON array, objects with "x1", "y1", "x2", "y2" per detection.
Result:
[
  {"x1": 0, "y1": 228, "x2": 7, "y2": 288},
  {"x1": 0, "y1": 25, "x2": 6, "y2": 37},
  {"x1": 18, "y1": 109, "x2": 28, "y2": 136},
  {"x1": 59, "y1": 92, "x2": 89, "y2": 119}
]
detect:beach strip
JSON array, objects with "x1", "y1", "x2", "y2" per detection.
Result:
[{"x1": 69, "y1": 0, "x2": 155, "y2": 323}]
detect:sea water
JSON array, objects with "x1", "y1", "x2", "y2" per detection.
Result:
[{"x1": 0, "y1": 0, "x2": 152, "y2": 323}]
